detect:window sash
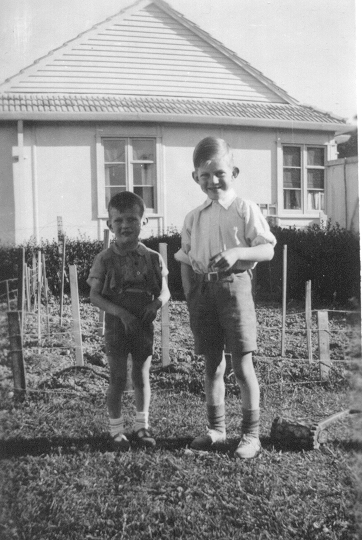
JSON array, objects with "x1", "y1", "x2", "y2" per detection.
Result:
[
  {"x1": 102, "y1": 138, "x2": 157, "y2": 212},
  {"x1": 282, "y1": 145, "x2": 325, "y2": 213}
]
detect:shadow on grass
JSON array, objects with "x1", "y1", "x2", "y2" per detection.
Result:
[{"x1": 0, "y1": 435, "x2": 194, "y2": 459}]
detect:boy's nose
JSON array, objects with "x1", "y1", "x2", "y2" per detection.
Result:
[{"x1": 211, "y1": 175, "x2": 219, "y2": 184}]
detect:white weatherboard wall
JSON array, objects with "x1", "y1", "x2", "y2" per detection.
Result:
[
  {"x1": 326, "y1": 157, "x2": 359, "y2": 232},
  {"x1": 1, "y1": 121, "x2": 339, "y2": 244}
]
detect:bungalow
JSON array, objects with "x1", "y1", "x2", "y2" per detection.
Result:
[{"x1": 0, "y1": 0, "x2": 348, "y2": 244}]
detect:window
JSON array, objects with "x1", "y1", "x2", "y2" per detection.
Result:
[
  {"x1": 103, "y1": 138, "x2": 157, "y2": 212},
  {"x1": 283, "y1": 145, "x2": 325, "y2": 212}
]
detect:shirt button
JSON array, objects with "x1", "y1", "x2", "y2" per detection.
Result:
[{"x1": 137, "y1": 271, "x2": 140, "y2": 275}]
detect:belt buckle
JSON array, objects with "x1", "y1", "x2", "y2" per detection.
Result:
[{"x1": 206, "y1": 271, "x2": 219, "y2": 282}]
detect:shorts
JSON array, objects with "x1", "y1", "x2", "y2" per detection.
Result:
[
  {"x1": 187, "y1": 272, "x2": 257, "y2": 356},
  {"x1": 104, "y1": 290, "x2": 154, "y2": 361}
]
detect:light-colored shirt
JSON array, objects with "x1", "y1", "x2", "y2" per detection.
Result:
[{"x1": 175, "y1": 190, "x2": 276, "y2": 274}]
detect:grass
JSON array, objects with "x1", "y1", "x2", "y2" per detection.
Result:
[{"x1": 0, "y1": 299, "x2": 360, "y2": 539}]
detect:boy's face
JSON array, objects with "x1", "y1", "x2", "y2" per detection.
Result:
[
  {"x1": 107, "y1": 205, "x2": 145, "y2": 249},
  {"x1": 193, "y1": 156, "x2": 238, "y2": 201}
]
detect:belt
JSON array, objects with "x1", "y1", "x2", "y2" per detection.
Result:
[{"x1": 194, "y1": 270, "x2": 246, "y2": 282}]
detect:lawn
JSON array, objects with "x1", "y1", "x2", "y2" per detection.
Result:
[{"x1": 0, "y1": 299, "x2": 360, "y2": 540}]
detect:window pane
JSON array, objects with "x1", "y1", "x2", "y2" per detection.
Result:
[
  {"x1": 307, "y1": 147, "x2": 324, "y2": 166},
  {"x1": 283, "y1": 147, "x2": 300, "y2": 167},
  {"x1": 284, "y1": 190, "x2": 301, "y2": 209},
  {"x1": 104, "y1": 140, "x2": 125, "y2": 162},
  {"x1": 308, "y1": 191, "x2": 324, "y2": 211},
  {"x1": 132, "y1": 139, "x2": 155, "y2": 161},
  {"x1": 134, "y1": 186, "x2": 154, "y2": 209},
  {"x1": 133, "y1": 163, "x2": 155, "y2": 186},
  {"x1": 283, "y1": 169, "x2": 301, "y2": 188},
  {"x1": 105, "y1": 164, "x2": 126, "y2": 187},
  {"x1": 105, "y1": 186, "x2": 126, "y2": 208},
  {"x1": 307, "y1": 169, "x2": 324, "y2": 189}
]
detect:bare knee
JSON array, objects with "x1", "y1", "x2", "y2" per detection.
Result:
[
  {"x1": 205, "y1": 353, "x2": 225, "y2": 381},
  {"x1": 232, "y1": 352, "x2": 254, "y2": 383}
]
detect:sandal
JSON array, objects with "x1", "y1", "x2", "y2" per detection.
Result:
[
  {"x1": 133, "y1": 428, "x2": 156, "y2": 448},
  {"x1": 111, "y1": 433, "x2": 130, "y2": 451}
]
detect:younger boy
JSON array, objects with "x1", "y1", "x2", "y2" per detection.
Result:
[
  {"x1": 175, "y1": 137, "x2": 276, "y2": 459},
  {"x1": 87, "y1": 191, "x2": 170, "y2": 449}
]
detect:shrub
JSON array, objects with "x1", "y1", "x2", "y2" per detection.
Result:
[{"x1": 0, "y1": 222, "x2": 359, "y2": 303}]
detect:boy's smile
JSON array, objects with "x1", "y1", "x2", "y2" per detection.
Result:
[
  {"x1": 193, "y1": 157, "x2": 238, "y2": 201},
  {"x1": 108, "y1": 206, "x2": 144, "y2": 250}
]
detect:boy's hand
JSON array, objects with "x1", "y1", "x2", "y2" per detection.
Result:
[
  {"x1": 116, "y1": 307, "x2": 140, "y2": 334},
  {"x1": 141, "y1": 299, "x2": 162, "y2": 326},
  {"x1": 210, "y1": 249, "x2": 239, "y2": 272}
]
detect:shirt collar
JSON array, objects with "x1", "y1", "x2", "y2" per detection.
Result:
[
  {"x1": 111, "y1": 242, "x2": 145, "y2": 256},
  {"x1": 204, "y1": 189, "x2": 237, "y2": 210}
]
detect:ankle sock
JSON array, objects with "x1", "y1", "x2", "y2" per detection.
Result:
[
  {"x1": 109, "y1": 417, "x2": 125, "y2": 439},
  {"x1": 241, "y1": 408, "x2": 260, "y2": 438},
  {"x1": 207, "y1": 403, "x2": 226, "y2": 434},
  {"x1": 135, "y1": 411, "x2": 149, "y2": 432}
]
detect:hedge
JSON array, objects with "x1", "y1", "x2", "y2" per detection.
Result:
[{"x1": 0, "y1": 222, "x2": 360, "y2": 304}]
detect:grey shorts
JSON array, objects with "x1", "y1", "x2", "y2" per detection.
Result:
[
  {"x1": 187, "y1": 271, "x2": 257, "y2": 356},
  {"x1": 104, "y1": 290, "x2": 154, "y2": 361}
]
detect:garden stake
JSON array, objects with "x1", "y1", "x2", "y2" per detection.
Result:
[
  {"x1": 317, "y1": 310, "x2": 331, "y2": 380},
  {"x1": 17, "y1": 248, "x2": 25, "y2": 334},
  {"x1": 69, "y1": 264, "x2": 84, "y2": 366},
  {"x1": 159, "y1": 243, "x2": 170, "y2": 367},
  {"x1": 281, "y1": 244, "x2": 287, "y2": 356},
  {"x1": 6, "y1": 280, "x2": 10, "y2": 311},
  {"x1": 42, "y1": 253, "x2": 50, "y2": 335},
  {"x1": 270, "y1": 409, "x2": 361, "y2": 450},
  {"x1": 60, "y1": 236, "x2": 66, "y2": 326},
  {"x1": 305, "y1": 280, "x2": 312, "y2": 363},
  {"x1": 7, "y1": 310, "x2": 27, "y2": 395},
  {"x1": 37, "y1": 250, "x2": 42, "y2": 347}
]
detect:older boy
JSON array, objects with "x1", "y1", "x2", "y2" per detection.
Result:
[
  {"x1": 88, "y1": 191, "x2": 170, "y2": 449},
  {"x1": 176, "y1": 137, "x2": 276, "y2": 458}
]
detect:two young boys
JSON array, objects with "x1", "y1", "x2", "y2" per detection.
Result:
[{"x1": 88, "y1": 136, "x2": 275, "y2": 458}]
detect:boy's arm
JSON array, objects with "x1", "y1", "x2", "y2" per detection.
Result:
[
  {"x1": 89, "y1": 279, "x2": 139, "y2": 333},
  {"x1": 180, "y1": 261, "x2": 195, "y2": 298},
  {"x1": 210, "y1": 243, "x2": 274, "y2": 272},
  {"x1": 141, "y1": 276, "x2": 171, "y2": 325}
]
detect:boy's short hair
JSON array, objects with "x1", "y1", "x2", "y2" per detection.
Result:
[
  {"x1": 108, "y1": 191, "x2": 145, "y2": 216},
  {"x1": 193, "y1": 137, "x2": 234, "y2": 169}
]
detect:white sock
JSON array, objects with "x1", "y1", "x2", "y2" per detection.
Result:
[
  {"x1": 109, "y1": 417, "x2": 125, "y2": 439},
  {"x1": 134, "y1": 411, "x2": 149, "y2": 432}
]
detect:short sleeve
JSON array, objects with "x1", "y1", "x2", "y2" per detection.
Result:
[
  {"x1": 86, "y1": 252, "x2": 106, "y2": 287},
  {"x1": 243, "y1": 201, "x2": 277, "y2": 248}
]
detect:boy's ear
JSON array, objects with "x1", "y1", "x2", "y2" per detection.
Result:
[
  {"x1": 192, "y1": 171, "x2": 199, "y2": 183},
  {"x1": 142, "y1": 216, "x2": 149, "y2": 226},
  {"x1": 107, "y1": 219, "x2": 113, "y2": 231},
  {"x1": 232, "y1": 167, "x2": 240, "y2": 178}
]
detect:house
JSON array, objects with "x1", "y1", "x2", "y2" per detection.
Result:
[{"x1": 0, "y1": 0, "x2": 349, "y2": 244}]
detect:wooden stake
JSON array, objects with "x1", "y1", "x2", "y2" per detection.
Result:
[
  {"x1": 69, "y1": 265, "x2": 84, "y2": 367},
  {"x1": 305, "y1": 280, "x2": 313, "y2": 363},
  {"x1": 42, "y1": 253, "x2": 50, "y2": 335},
  {"x1": 159, "y1": 243, "x2": 170, "y2": 366},
  {"x1": 25, "y1": 265, "x2": 31, "y2": 312},
  {"x1": 37, "y1": 250, "x2": 42, "y2": 346},
  {"x1": 6, "y1": 280, "x2": 10, "y2": 311},
  {"x1": 17, "y1": 248, "x2": 25, "y2": 332},
  {"x1": 7, "y1": 311, "x2": 27, "y2": 393},
  {"x1": 281, "y1": 244, "x2": 287, "y2": 356},
  {"x1": 32, "y1": 253, "x2": 37, "y2": 310},
  {"x1": 60, "y1": 236, "x2": 66, "y2": 326},
  {"x1": 98, "y1": 229, "x2": 110, "y2": 336},
  {"x1": 317, "y1": 310, "x2": 331, "y2": 380}
]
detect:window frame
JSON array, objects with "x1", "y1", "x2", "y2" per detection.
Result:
[
  {"x1": 96, "y1": 132, "x2": 161, "y2": 219},
  {"x1": 281, "y1": 143, "x2": 326, "y2": 214}
]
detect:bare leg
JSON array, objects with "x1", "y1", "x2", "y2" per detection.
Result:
[
  {"x1": 132, "y1": 355, "x2": 152, "y2": 413},
  {"x1": 204, "y1": 350, "x2": 226, "y2": 406},
  {"x1": 232, "y1": 352, "x2": 260, "y2": 409},
  {"x1": 107, "y1": 354, "x2": 128, "y2": 419}
]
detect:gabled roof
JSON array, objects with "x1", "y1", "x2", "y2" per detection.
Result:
[{"x1": 0, "y1": 0, "x2": 346, "y2": 130}]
